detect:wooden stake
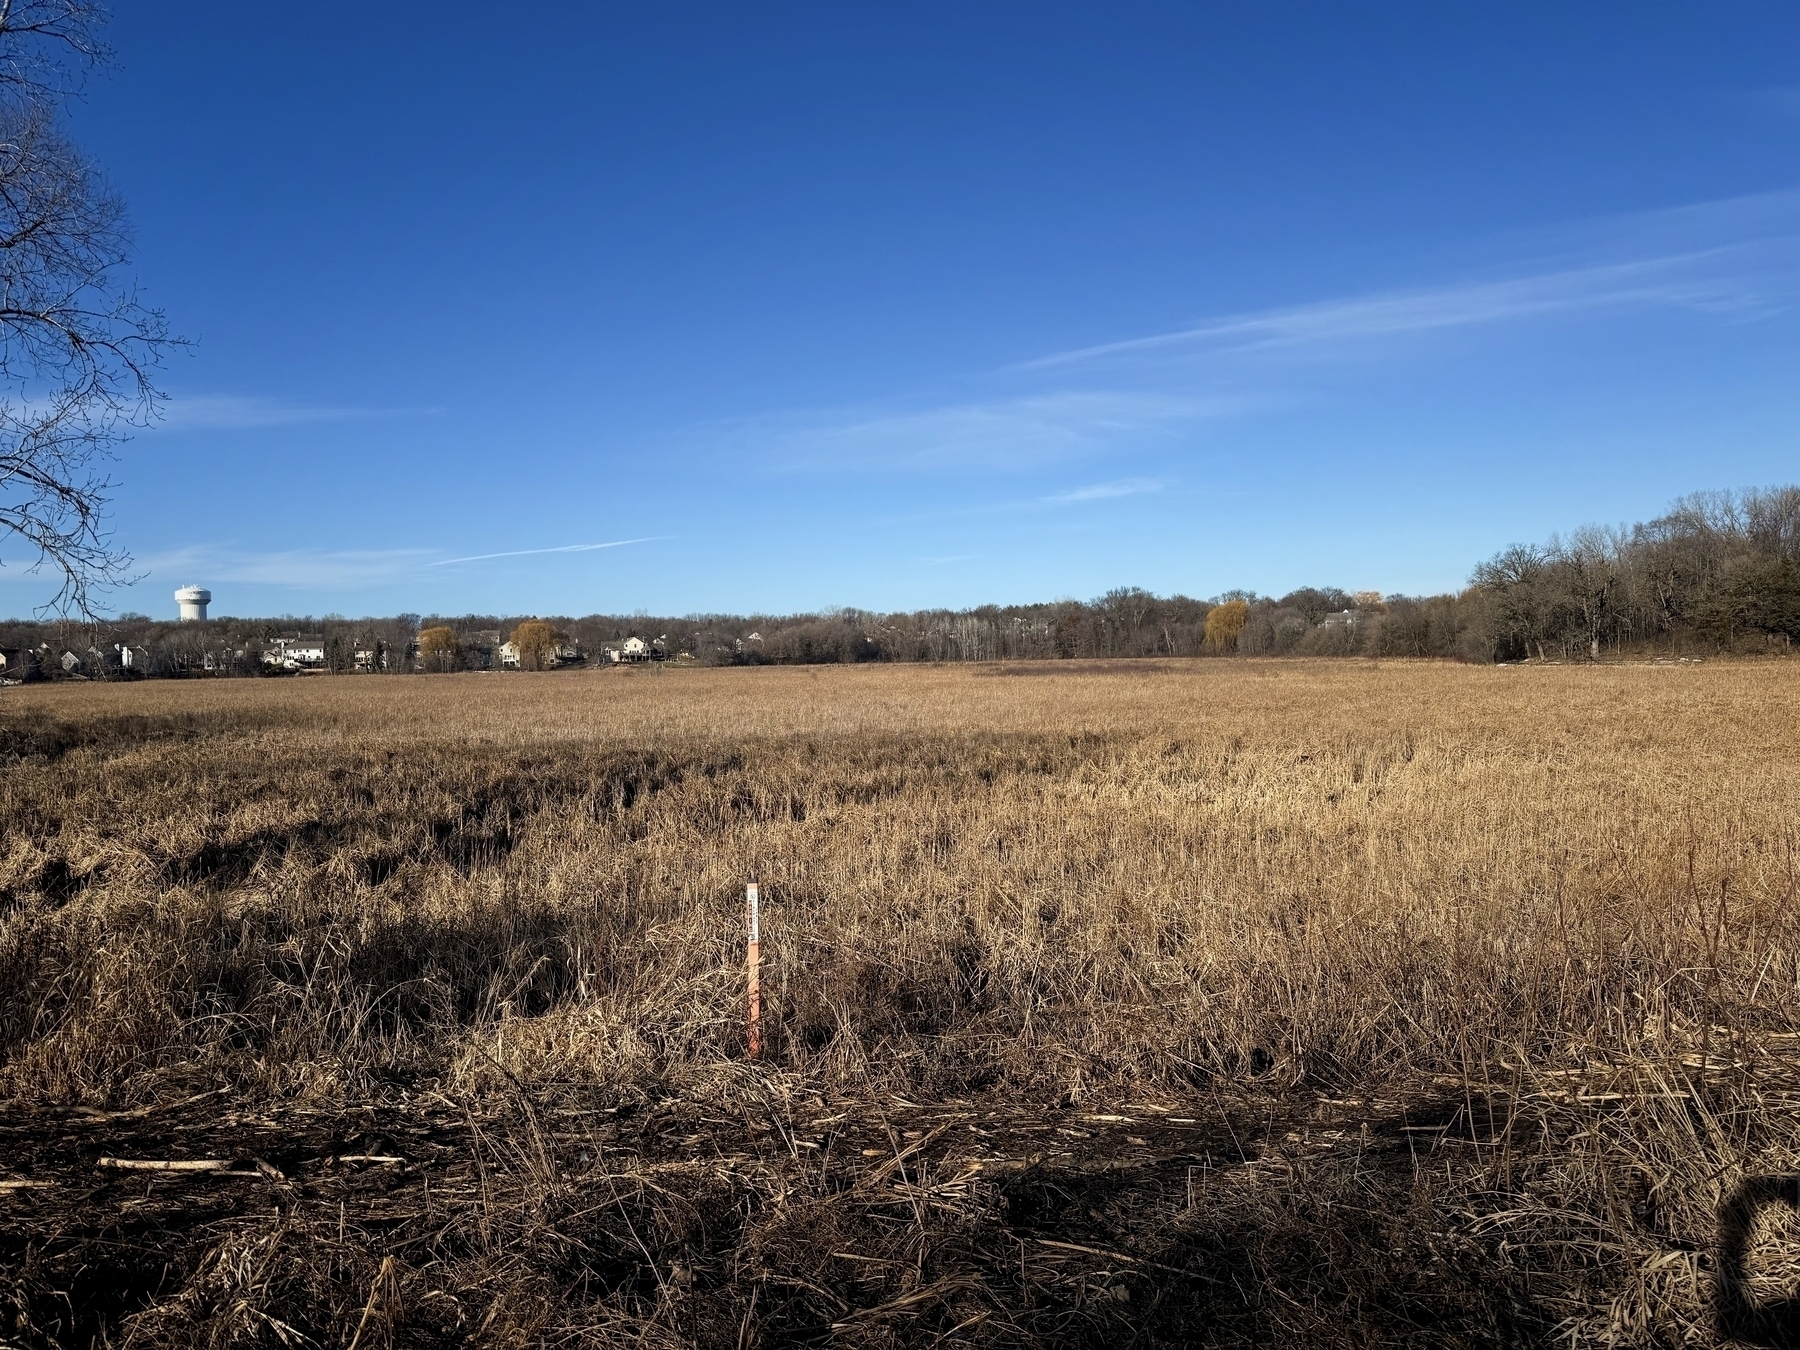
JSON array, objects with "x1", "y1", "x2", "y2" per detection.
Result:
[{"x1": 746, "y1": 883, "x2": 762, "y2": 1057}]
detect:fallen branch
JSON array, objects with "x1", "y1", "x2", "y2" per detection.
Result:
[
  {"x1": 830, "y1": 1275, "x2": 983, "y2": 1326},
  {"x1": 859, "y1": 1122, "x2": 958, "y2": 1188},
  {"x1": 70, "y1": 1088, "x2": 230, "y2": 1124},
  {"x1": 1033, "y1": 1238, "x2": 1199, "y2": 1278},
  {"x1": 98, "y1": 1157, "x2": 229, "y2": 1172}
]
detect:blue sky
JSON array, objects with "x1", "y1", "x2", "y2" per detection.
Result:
[{"x1": 3, "y1": 2, "x2": 1799, "y2": 620}]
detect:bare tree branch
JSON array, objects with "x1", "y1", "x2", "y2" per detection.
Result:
[{"x1": 0, "y1": 2, "x2": 180, "y2": 618}]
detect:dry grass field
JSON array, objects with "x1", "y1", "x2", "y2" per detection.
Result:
[{"x1": 3, "y1": 658, "x2": 1800, "y2": 1348}]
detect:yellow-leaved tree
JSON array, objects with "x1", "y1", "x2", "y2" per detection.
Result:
[
  {"x1": 510, "y1": 619, "x2": 568, "y2": 671},
  {"x1": 416, "y1": 625, "x2": 460, "y2": 673},
  {"x1": 1203, "y1": 600, "x2": 1250, "y2": 653}
]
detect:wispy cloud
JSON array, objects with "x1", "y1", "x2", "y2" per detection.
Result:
[
  {"x1": 136, "y1": 545, "x2": 439, "y2": 589},
  {"x1": 158, "y1": 394, "x2": 444, "y2": 431},
  {"x1": 429, "y1": 537, "x2": 667, "y2": 567},
  {"x1": 676, "y1": 189, "x2": 1800, "y2": 484},
  {"x1": 888, "y1": 477, "x2": 1168, "y2": 527},
  {"x1": 1041, "y1": 477, "x2": 1161, "y2": 504},
  {"x1": 129, "y1": 536, "x2": 666, "y2": 589},
  {"x1": 1016, "y1": 243, "x2": 1797, "y2": 373},
  {"x1": 711, "y1": 390, "x2": 1233, "y2": 472}
]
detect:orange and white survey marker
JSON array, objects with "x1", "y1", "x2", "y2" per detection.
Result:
[{"x1": 745, "y1": 883, "x2": 762, "y2": 1057}]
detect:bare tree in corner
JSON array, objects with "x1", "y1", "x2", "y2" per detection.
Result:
[{"x1": 0, "y1": 1, "x2": 179, "y2": 617}]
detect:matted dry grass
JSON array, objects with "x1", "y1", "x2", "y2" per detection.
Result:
[{"x1": 3, "y1": 658, "x2": 1799, "y2": 1347}]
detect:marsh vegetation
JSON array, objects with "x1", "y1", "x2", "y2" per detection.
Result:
[{"x1": 2, "y1": 659, "x2": 1798, "y2": 1346}]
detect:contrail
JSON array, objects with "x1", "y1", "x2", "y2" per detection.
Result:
[{"x1": 428, "y1": 537, "x2": 667, "y2": 567}]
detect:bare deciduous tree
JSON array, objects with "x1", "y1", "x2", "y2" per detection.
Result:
[{"x1": 0, "y1": 2, "x2": 178, "y2": 616}]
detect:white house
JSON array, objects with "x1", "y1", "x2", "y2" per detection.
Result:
[
  {"x1": 262, "y1": 635, "x2": 327, "y2": 669},
  {"x1": 499, "y1": 636, "x2": 583, "y2": 668},
  {"x1": 603, "y1": 636, "x2": 651, "y2": 663}
]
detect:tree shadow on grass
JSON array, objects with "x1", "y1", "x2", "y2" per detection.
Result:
[{"x1": 1719, "y1": 1175, "x2": 1800, "y2": 1348}]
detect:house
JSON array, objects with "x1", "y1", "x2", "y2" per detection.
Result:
[
  {"x1": 0, "y1": 648, "x2": 42, "y2": 682},
  {"x1": 81, "y1": 644, "x2": 149, "y2": 676},
  {"x1": 262, "y1": 634, "x2": 327, "y2": 669},
  {"x1": 503, "y1": 638, "x2": 585, "y2": 668},
  {"x1": 462, "y1": 630, "x2": 504, "y2": 670},
  {"x1": 1321, "y1": 610, "x2": 1359, "y2": 629},
  {"x1": 602, "y1": 636, "x2": 651, "y2": 663},
  {"x1": 59, "y1": 650, "x2": 83, "y2": 674}
]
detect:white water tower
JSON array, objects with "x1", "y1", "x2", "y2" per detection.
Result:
[{"x1": 174, "y1": 584, "x2": 211, "y2": 622}]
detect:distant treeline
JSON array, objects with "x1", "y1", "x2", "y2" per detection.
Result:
[{"x1": 3, "y1": 485, "x2": 1795, "y2": 679}]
